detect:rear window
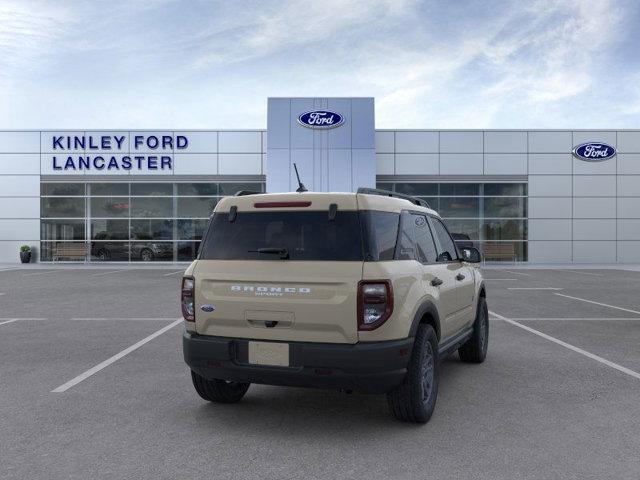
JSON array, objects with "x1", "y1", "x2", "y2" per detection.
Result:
[
  {"x1": 200, "y1": 211, "x2": 364, "y2": 261},
  {"x1": 199, "y1": 210, "x2": 401, "y2": 262}
]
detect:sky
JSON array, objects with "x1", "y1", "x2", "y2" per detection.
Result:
[{"x1": 0, "y1": 0, "x2": 639, "y2": 129}]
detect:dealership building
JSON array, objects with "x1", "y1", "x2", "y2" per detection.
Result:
[{"x1": 0, "y1": 97, "x2": 639, "y2": 264}]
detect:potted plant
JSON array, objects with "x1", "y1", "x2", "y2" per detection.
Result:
[{"x1": 19, "y1": 245, "x2": 32, "y2": 264}]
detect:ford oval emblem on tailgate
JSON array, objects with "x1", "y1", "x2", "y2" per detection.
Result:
[{"x1": 200, "y1": 304, "x2": 215, "y2": 312}]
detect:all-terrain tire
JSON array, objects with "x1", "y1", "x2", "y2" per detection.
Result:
[
  {"x1": 458, "y1": 296, "x2": 489, "y2": 363},
  {"x1": 387, "y1": 324, "x2": 439, "y2": 423},
  {"x1": 190, "y1": 370, "x2": 250, "y2": 403}
]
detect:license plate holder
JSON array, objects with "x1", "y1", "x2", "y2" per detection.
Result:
[{"x1": 248, "y1": 341, "x2": 290, "y2": 367}]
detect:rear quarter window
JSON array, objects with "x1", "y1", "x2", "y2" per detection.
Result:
[{"x1": 360, "y1": 211, "x2": 400, "y2": 261}]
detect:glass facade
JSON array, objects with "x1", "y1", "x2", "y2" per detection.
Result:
[
  {"x1": 40, "y1": 181, "x2": 264, "y2": 262},
  {"x1": 377, "y1": 182, "x2": 528, "y2": 262},
  {"x1": 40, "y1": 179, "x2": 524, "y2": 262}
]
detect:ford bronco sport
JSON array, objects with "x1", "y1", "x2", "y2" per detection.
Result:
[{"x1": 182, "y1": 188, "x2": 487, "y2": 423}]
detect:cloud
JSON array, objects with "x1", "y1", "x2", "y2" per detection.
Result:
[
  {"x1": 619, "y1": 72, "x2": 640, "y2": 115},
  {"x1": 0, "y1": 0, "x2": 637, "y2": 128},
  {"x1": 0, "y1": 1, "x2": 74, "y2": 79},
  {"x1": 189, "y1": 0, "x2": 418, "y2": 69},
  {"x1": 486, "y1": 0, "x2": 623, "y2": 100},
  {"x1": 372, "y1": 0, "x2": 630, "y2": 127}
]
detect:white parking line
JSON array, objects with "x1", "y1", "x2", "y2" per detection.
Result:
[
  {"x1": 70, "y1": 317, "x2": 178, "y2": 321},
  {"x1": 91, "y1": 269, "x2": 130, "y2": 277},
  {"x1": 489, "y1": 310, "x2": 640, "y2": 381},
  {"x1": 0, "y1": 319, "x2": 19, "y2": 326},
  {"x1": 502, "y1": 317, "x2": 640, "y2": 321},
  {"x1": 505, "y1": 270, "x2": 532, "y2": 277},
  {"x1": 23, "y1": 270, "x2": 58, "y2": 277},
  {"x1": 0, "y1": 317, "x2": 46, "y2": 321},
  {"x1": 508, "y1": 287, "x2": 563, "y2": 290},
  {"x1": 561, "y1": 270, "x2": 604, "y2": 277},
  {"x1": 0, "y1": 292, "x2": 5, "y2": 296},
  {"x1": 0, "y1": 267, "x2": 21, "y2": 272},
  {"x1": 51, "y1": 318, "x2": 182, "y2": 393},
  {"x1": 163, "y1": 270, "x2": 185, "y2": 277},
  {"x1": 554, "y1": 293, "x2": 640, "y2": 316}
]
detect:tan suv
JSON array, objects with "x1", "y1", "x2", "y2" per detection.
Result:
[{"x1": 181, "y1": 188, "x2": 488, "y2": 423}]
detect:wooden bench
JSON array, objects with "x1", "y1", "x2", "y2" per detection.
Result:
[
  {"x1": 53, "y1": 243, "x2": 88, "y2": 262},
  {"x1": 482, "y1": 243, "x2": 516, "y2": 262}
]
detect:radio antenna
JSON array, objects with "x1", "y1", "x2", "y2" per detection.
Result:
[{"x1": 293, "y1": 163, "x2": 308, "y2": 193}]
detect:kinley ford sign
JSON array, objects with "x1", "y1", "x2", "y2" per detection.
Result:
[
  {"x1": 572, "y1": 142, "x2": 616, "y2": 162},
  {"x1": 50, "y1": 134, "x2": 189, "y2": 172}
]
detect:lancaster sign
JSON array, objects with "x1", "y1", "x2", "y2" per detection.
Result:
[
  {"x1": 297, "y1": 110, "x2": 344, "y2": 129},
  {"x1": 572, "y1": 142, "x2": 616, "y2": 162},
  {"x1": 48, "y1": 133, "x2": 189, "y2": 172},
  {"x1": 52, "y1": 154, "x2": 173, "y2": 171}
]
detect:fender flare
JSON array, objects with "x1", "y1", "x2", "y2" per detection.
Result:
[
  {"x1": 409, "y1": 300, "x2": 441, "y2": 341},
  {"x1": 473, "y1": 281, "x2": 487, "y2": 321}
]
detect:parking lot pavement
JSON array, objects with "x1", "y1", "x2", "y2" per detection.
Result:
[
  {"x1": 1, "y1": 266, "x2": 640, "y2": 479},
  {"x1": 0, "y1": 267, "x2": 184, "y2": 318}
]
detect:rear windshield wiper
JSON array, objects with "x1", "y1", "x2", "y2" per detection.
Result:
[{"x1": 248, "y1": 247, "x2": 290, "y2": 259}]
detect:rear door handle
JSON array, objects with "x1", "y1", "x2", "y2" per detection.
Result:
[
  {"x1": 456, "y1": 273, "x2": 466, "y2": 281},
  {"x1": 431, "y1": 277, "x2": 443, "y2": 286}
]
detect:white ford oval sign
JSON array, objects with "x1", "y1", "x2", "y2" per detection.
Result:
[
  {"x1": 572, "y1": 142, "x2": 616, "y2": 162},
  {"x1": 297, "y1": 110, "x2": 344, "y2": 129}
]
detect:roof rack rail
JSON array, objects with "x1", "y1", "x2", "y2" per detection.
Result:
[
  {"x1": 234, "y1": 190, "x2": 261, "y2": 196},
  {"x1": 357, "y1": 187, "x2": 431, "y2": 209}
]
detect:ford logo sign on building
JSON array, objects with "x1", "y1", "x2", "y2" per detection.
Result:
[
  {"x1": 573, "y1": 142, "x2": 616, "y2": 162},
  {"x1": 298, "y1": 110, "x2": 345, "y2": 129}
]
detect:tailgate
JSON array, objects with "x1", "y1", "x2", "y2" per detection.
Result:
[{"x1": 194, "y1": 260, "x2": 362, "y2": 343}]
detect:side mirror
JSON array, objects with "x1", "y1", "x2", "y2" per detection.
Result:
[{"x1": 460, "y1": 247, "x2": 482, "y2": 263}]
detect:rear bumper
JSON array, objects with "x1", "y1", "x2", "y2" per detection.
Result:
[{"x1": 183, "y1": 331, "x2": 413, "y2": 394}]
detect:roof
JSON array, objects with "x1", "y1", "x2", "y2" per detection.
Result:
[{"x1": 215, "y1": 191, "x2": 438, "y2": 216}]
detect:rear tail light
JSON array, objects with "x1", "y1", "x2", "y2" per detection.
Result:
[
  {"x1": 358, "y1": 280, "x2": 393, "y2": 331},
  {"x1": 181, "y1": 276, "x2": 195, "y2": 322}
]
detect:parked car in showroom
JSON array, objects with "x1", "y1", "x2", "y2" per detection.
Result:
[{"x1": 91, "y1": 232, "x2": 173, "y2": 261}]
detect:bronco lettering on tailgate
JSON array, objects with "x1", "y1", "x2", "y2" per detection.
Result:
[{"x1": 230, "y1": 285, "x2": 312, "y2": 297}]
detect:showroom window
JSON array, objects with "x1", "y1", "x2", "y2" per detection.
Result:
[
  {"x1": 377, "y1": 182, "x2": 528, "y2": 262},
  {"x1": 40, "y1": 181, "x2": 264, "y2": 262}
]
